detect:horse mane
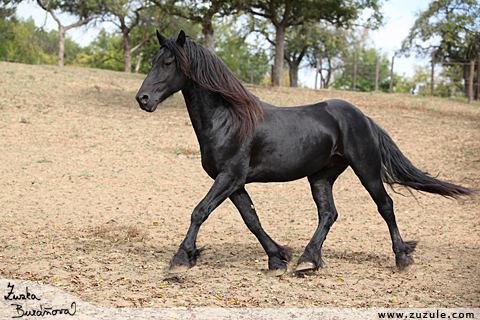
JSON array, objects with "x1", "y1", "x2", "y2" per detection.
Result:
[{"x1": 162, "y1": 36, "x2": 263, "y2": 141}]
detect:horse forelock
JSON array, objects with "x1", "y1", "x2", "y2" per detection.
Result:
[{"x1": 163, "y1": 37, "x2": 263, "y2": 141}]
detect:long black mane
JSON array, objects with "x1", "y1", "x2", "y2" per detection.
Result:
[{"x1": 162, "y1": 37, "x2": 263, "y2": 140}]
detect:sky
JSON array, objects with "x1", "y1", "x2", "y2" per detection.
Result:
[{"x1": 16, "y1": 0, "x2": 432, "y2": 88}]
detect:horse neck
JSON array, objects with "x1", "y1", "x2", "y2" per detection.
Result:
[{"x1": 181, "y1": 80, "x2": 233, "y2": 143}]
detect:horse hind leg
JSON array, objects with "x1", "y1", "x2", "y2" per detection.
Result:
[
  {"x1": 350, "y1": 158, "x2": 418, "y2": 272},
  {"x1": 296, "y1": 163, "x2": 347, "y2": 273}
]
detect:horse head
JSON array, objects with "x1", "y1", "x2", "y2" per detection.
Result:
[{"x1": 135, "y1": 30, "x2": 188, "y2": 112}]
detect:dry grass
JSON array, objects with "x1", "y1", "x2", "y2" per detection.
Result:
[{"x1": 88, "y1": 223, "x2": 149, "y2": 243}]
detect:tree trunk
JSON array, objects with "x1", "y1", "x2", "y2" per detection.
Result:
[
  {"x1": 123, "y1": 31, "x2": 132, "y2": 73},
  {"x1": 57, "y1": 24, "x2": 65, "y2": 67},
  {"x1": 288, "y1": 62, "x2": 299, "y2": 87},
  {"x1": 203, "y1": 21, "x2": 215, "y2": 52},
  {"x1": 272, "y1": 25, "x2": 286, "y2": 87}
]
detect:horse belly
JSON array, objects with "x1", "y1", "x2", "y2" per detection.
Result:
[{"x1": 247, "y1": 138, "x2": 334, "y2": 183}]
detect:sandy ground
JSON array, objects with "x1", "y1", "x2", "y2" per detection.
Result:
[{"x1": 0, "y1": 62, "x2": 479, "y2": 310}]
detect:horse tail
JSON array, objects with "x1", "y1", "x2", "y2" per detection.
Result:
[{"x1": 370, "y1": 118, "x2": 474, "y2": 199}]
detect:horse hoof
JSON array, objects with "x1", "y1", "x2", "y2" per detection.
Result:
[
  {"x1": 168, "y1": 264, "x2": 189, "y2": 274},
  {"x1": 271, "y1": 268, "x2": 286, "y2": 277},
  {"x1": 295, "y1": 262, "x2": 316, "y2": 273},
  {"x1": 397, "y1": 263, "x2": 414, "y2": 275}
]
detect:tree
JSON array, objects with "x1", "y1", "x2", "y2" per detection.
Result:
[
  {"x1": 333, "y1": 46, "x2": 391, "y2": 92},
  {"x1": 240, "y1": 0, "x2": 383, "y2": 86},
  {"x1": 215, "y1": 18, "x2": 270, "y2": 85},
  {"x1": 0, "y1": 15, "x2": 81, "y2": 64},
  {"x1": 1, "y1": 0, "x2": 21, "y2": 20},
  {"x1": 102, "y1": 0, "x2": 160, "y2": 73},
  {"x1": 152, "y1": 0, "x2": 240, "y2": 52},
  {"x1": 72, "y1": 14, "x2": 199, "y2": 72},
  {"x1": 400, "y1": 0, "x2": 480, "y2": 99},
  {"x1": 73, "y1": 28, "x2": 124, "y2": 70},
  {"x1": 306, "y1": 26, "x2": 350, "y2": 89},
  {"x1": 283, "y1": 23, "x2": 345, "y2": 87},
  {"x1": 36, "y1": 0, "x2": 104, "y2": 66}
]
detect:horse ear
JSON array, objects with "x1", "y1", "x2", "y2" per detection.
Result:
[
  {"x1": 156, "y1": 30, "x2": 166, "y2": 46},
  {"x1": 177, "y1": 30, "x2": 186, "y2": 47}
]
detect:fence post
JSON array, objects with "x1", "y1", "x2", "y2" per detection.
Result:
[
  {"x1": 375, "y1": 58, "x2": 379, "y2": 91},
  {"x1": 353, "y1": 53, "x2": 357, "y2": 91},
  {"x1": 271, "y1": 65, "x2": 274, "y2": 86},
  {"x1": 315, "y1": 58, "x2": 320, "y2": 89},
  {"x1": 477, "y1": 53, "x2": 480, "y2": 101},
  {"x1": 389, "y1": 56, "x2": 394, "y2": 94},
  {"x1": 250, "y1": 66, "x2": 254, "y2": 85},
  {"x1": 468, "y1": 60, "x2": 474, "y2": 103},
  {"x1": 319, "y1": 56, "x2": 323, "y2": 89},
  {"x1": 431, "y1": 52, "x2": 435, "y2": 97}
]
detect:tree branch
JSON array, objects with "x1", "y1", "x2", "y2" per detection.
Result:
[
  {"x1": 65, "y1": 18, "x2": 90, "y2": 31},
  {"x1": 131, "y1": 32, "x2": 156, "y2": 53}
]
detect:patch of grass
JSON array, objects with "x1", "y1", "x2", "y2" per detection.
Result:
[
  {"x1": 90, "y1": 224, "x2": 148, "y2": 243},
  {"x1": 171, "y1": 146, "x2": 200, "y2": 156},
  {"x1": 36, "y1": 158, "x2": 52, "y2": 163}
]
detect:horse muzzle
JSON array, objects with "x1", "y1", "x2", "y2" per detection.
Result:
[{"x1": 135, "y1": 92, "x2": 157, "y2": 112}]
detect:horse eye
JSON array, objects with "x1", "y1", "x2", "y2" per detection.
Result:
[{"x1": 165, "y1": 61, "x2": 172, "y2": 67}]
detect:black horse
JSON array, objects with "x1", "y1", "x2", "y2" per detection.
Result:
[{"x1": 136, "y1": 30, "x2": 473, "y2": 275}]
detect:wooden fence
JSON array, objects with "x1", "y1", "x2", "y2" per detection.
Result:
[{"x1": 313, "y1": 53, "x2": 480, "y2": 103}]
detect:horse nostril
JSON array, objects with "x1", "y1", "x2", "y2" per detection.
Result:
[{"x1": 137, "y1": 94, "x2": 150, "y2": 105}]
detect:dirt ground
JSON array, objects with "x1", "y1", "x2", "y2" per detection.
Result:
[{"x1": 0, "y1": 62, "x2": 479, "y2": 309}]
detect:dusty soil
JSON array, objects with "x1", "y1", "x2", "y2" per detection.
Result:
[{"x1": 0, "y1": 62, "x2": 479, "y2": 309}]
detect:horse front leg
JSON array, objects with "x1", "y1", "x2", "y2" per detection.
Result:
[
  {"x1": 169, "y1": 171, "x2": 243, "y2": 273},
  {"x1": 230, "y1": 188, "x2": 292, "y2": 276},
  {"x1": 296, "y1": 165, "x2": 347, "y2": 273}
]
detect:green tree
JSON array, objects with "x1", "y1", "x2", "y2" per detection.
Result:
[
  {"x1": 393, "y1": 74, "x2": 416, "y2": 95},
  {"x1": 73, "y1": 28, "x2": 124, "y2": 70},
  {"x1": 73, "y1": 15, "x2": 199, "y2": 73},
  {"x1": 0, "y1": 0, "x2": 21, "y2": 20},
  {"x1": 215, "y1": 18, "x2": 269, "y2": 85},
  {"x1": 36, "y1": 0, "x2": 104, "y2": 66},
  {"x1": 103, "y1": 0, "x2": 156, "y2": 72},
  {"x1": 0, "y1": 16, "x2": 80, "y2": 64},
  {"x1": 435, "y1": 63, "x2": 465, "y2": 98},
  {"x1": 240, "y1": 0, "x2": 383, "y2": 86},
  {"x1": 283, "y1": 23, "x2": 348, "y2": 87},
  {"x1": 305, "y1": 26, "x2": 349, "y2": 89},
  {"x1": 152, "y1": 0, "x2": 240, "y2": 52},
  {"x1": 399, "y1": 0, "x2": 480, "y2": 99},
  {"x1": 334, "y1": 46, "x2": 391, "y2": 92}
]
